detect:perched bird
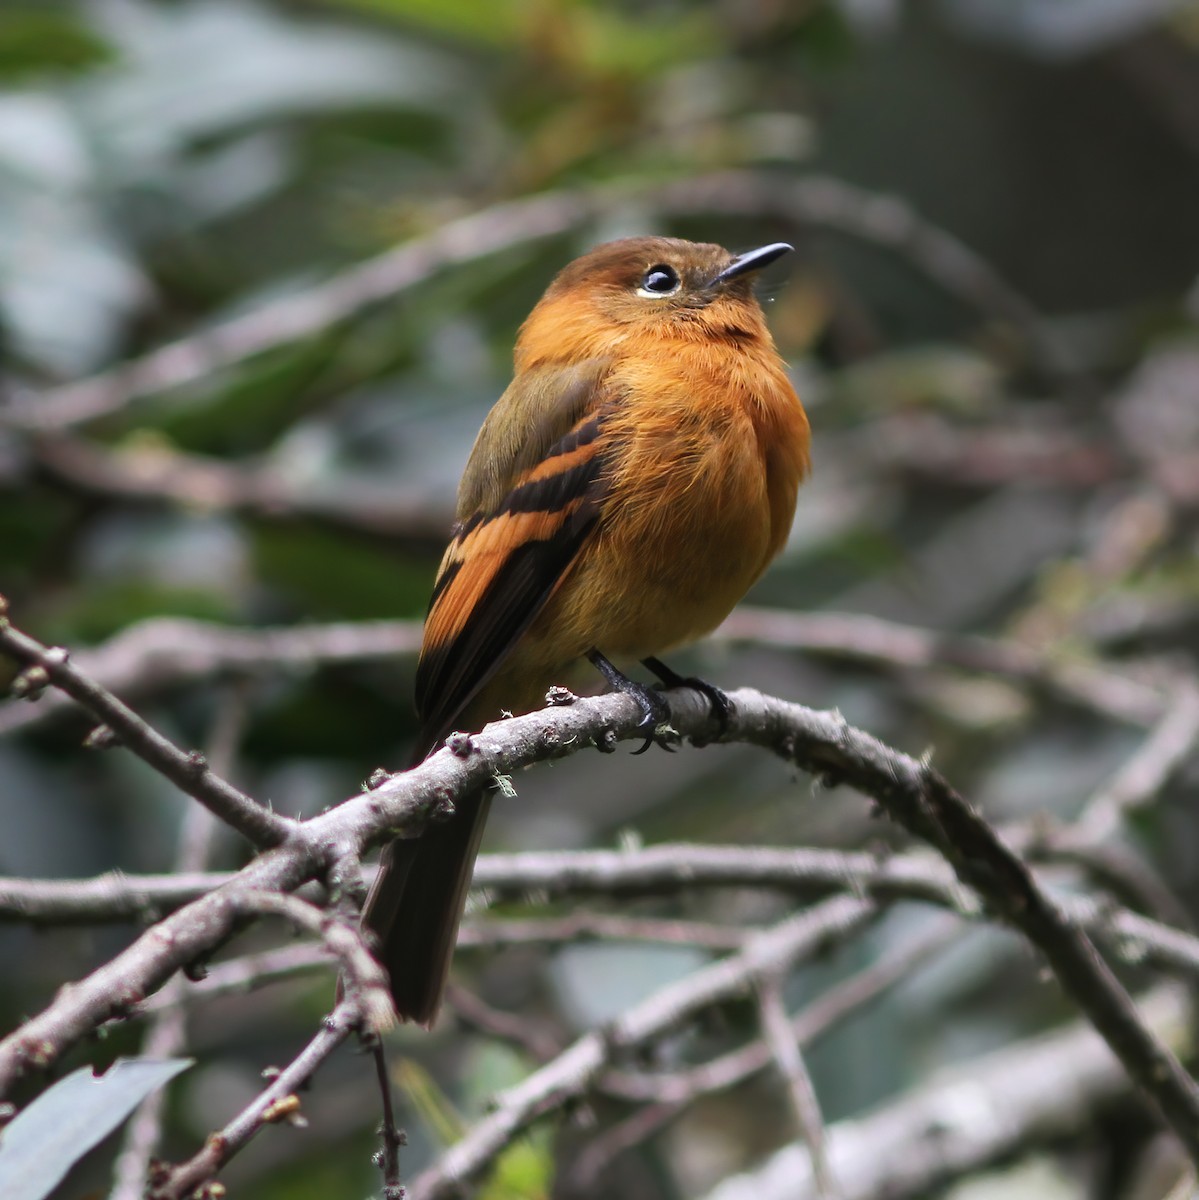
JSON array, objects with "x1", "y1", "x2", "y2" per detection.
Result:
[{"x1": 363, "y1": 236, "x2": 811, "y2": 1024}]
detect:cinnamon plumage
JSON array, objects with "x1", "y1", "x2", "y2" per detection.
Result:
[{"x1": 363, "y1": 236, "x2": 811, "y2": 1024}]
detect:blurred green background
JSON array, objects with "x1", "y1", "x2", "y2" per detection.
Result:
[{"x1": 1, "y1": 1, "x2": 1198, "y2": 1197}]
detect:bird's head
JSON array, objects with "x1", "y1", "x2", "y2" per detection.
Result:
[{"x1": 515, "y1": 236, "x2": 792, "y2": 366}]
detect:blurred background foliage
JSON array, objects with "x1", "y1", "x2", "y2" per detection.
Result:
[{"x1": 1, "y1": 0, "x2": 1198, "y2": 1197}]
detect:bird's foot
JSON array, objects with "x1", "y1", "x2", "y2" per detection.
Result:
[
  {"x1": 642, "y1": 656, "x2": 732, "y2": 739},
  {"x1": 587, "y1": 650, "x2": 677, "y2": 755}
]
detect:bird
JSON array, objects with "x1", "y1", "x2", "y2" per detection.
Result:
[{"x1": 362, "y1": 235, "x2": 811, "y2": 1025}]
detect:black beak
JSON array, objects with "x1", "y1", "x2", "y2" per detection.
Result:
[{"x1": 710, "y1": 242, "x2": 793, "y2": 287}]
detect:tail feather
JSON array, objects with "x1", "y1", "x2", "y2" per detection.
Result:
[
  {"x1": 362, "y1": 788, "x2": 491, "y2": 1025},
  {"x1": 362, "y1": 674, "x2": 540, "y2": 1023}
]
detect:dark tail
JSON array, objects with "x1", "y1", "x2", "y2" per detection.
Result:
[{"x1": 360, "y1": 784, "x2": 491, "y2": 1026}]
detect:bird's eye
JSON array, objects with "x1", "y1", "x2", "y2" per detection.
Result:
[{"x1": 637, "y1": 264, "x2": 681, "y2": 297}]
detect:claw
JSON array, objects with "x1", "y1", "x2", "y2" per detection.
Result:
[
  {"x1": 587, "y1": 650, "x2": 674, "y2": 753},
  {"x1": 631, "y1": 722, "x2": 656, "y2": 755},
  {"x1": 642, "y1": 656, "x2": 732, "y2": 738}
]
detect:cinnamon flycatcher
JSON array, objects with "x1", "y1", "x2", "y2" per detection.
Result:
[{"x1": 363, "y1": 236, "x2": 811, "y2": 1024}]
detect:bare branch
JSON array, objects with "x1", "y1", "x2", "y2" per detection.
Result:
[
  {"x1": 757, "y1": 978, "x2": 837, "y2": 1199},
  {"x1": 8, "y1": 843, "x2": 1199, "y2": 994},
  {"x1": 139, "y1": 942, "x2": 332, "y2": 1012},
  {"x1": 2, "y1": 171, "x2": 1043, "y2": 433},
  {"x1": 134, "y1": 911, "x2": 748, "y2": 1018},
  {"x1": 0, "y1": 849, "x2": 317, "y2": 1094},
  {"x1": 846, "y1": 409, "x2": 1122, "y2": 489},
  {"x1": 0, "y1": 869, "x2": 249, "y2": 924},
  {"x1": 227, "y1": 890, "x2": 394, "y2": 1036},
  {"x1": 25, "y1": 433, "x2": 451, "y2": 547},
  {"x1": 0, "y1": 609, "x2": 293, "y2": 848},
  {"x1": 664, "y1": 173, "x2": 1046, "y2": 346},
  {"x1": 1018, "y1": 685, "x2": 1199, "y2": 926},
  {"x1": 370, "y1": 1039, "x2": 404, "y2": 1200},
  {"x1": 719, "y1": 607, "x2": 1170, "y2": 728},
  {"x1": 699, "y1": 987, "x2": 1194, "y2": 1200},
  {"x1": 408, "y1": 896, "x2": 876, "y2": 1200},
  {"x1": 0, "y1": 614, "x2": 422, "y2": 737},
  {"x1": 1, "y1": 606, "x2": 1166, "y2": 740},
  {"x1": 823, "y1": 711, "x2": 1199, "y2": 1158},
  {"x1": 1065, "y1": 679, "x2": 1199, "y2": 846},
  {"x1": 0, "y1": 680, "x2": 714, "y2": 1091},
  {"x1": 16, "y1": 404, "x2": 1146, "y2": 565},
  {"x1": 5, "y1": 192, "x2": 594, "y2": 431},
  {"x1": 602, "y1": 916, "x2": 963, "y2": 1108},
  {"x1": 473, "y1": 844, "x2": 973, "y2": 906},
  {"x1": 110, "y1": 697, "x2": 244, "y2": 1200},
  {"x1": 458, "y1": 912, "x2": 748, "y2": 952},
  {"x1": 2, "y1": 616, "x2": 1196, "y2": 1166},
  {"x1": 150, "y1": 1000, "x2": 362, "y2": 1200},
  {"x1": 6, "y1": 846, "x2": 948, "y2": 926},
  {"x1": 445, "y1": 985, "x2": 563, "y2": 1063},
  {"x1": 108, "y1": 1005, "x2": 190, "y2": 1200},
  {"x1": 9, "y1": 842, "x2": 1199, "y2": 986},
  {"x1": 574, "y1": 919, "x2": 964, "y2": 1188},
  {"x1": 565, "y1": 1103, "x2": 680, "y2": 1193}
]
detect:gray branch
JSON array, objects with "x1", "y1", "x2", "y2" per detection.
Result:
[
  {"x1": 701, "y1": 986, "x2": 1193, "y2": 1200},
  {"x1": 1, "y1": 171, "x2": 1043, "y2": 433},
  {"x1": 3, "y1": 603, "x2": 1198, "y2": 1188},
  {"x1": 0, "y1": 606, "x2": 1168, "y2": 739}
]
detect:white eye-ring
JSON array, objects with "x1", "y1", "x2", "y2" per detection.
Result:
[{"x1": 636, "y1": 263, "x2": 681, "y2": 298}]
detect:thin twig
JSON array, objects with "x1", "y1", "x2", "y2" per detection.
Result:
[
  {"x1": 757, "y1": 977, "x2": 837, "y2": 1199},
  {"x1": 150, "y1": 1000, "x2": 362, "y2": 1200},
  {"x1": 1, "y1": 606, "x2": 1167, "y2": 739},
  {"x1": 1014, "y1": 687, "x2": 1199, "y2": 928},
  {"x1": 569, "y1": 919, "x2": 963, "y2": 1190},
  {"x1": 445, "y1": 985, "x2": 564, "y2": 1062},
  {"x1": 695, "y1": 987, "x2": 1193, "y2": 1200},
  {"x1": 370, "y1": 1039, "x2": 404, "y2": 1200},
  {"x1": 602, "y1": 916, "x2": 964, "y2": 1107},
  {"x1": 843, "y1": 409, "x2": 1121, "y2": 490},
  {"x1": 1, "y1": 613, "x2": 1196, "y2": 1165},
  {"x1": 566, "y1": 1103, "x2": 680, "y2": 1193},
  {"x1": 1064, "y1": 679, "x2": 1199, "y2": 846},
  {"x1": 107, "y1": 1005, "x2": 189, "y2": 1200},
  {"x1": 0, "y1": 850, "x2": 321, "y2": 1094},
  {"x1": 0, "y1": 615, "x2": 423, "y2": 737},
  {"x1": 134, "y1": 911, "x2": 746, "y2": 1018},
  {"x1": 459, "y1": 912, "x2": 748, "y2": 952},
  {"x1": 26, "y1": 433, "x2": 451, "y2": 548},
  {"x1": 227, "y1": 891, "x2": 394, "y2": 1036},
  {"x1": 10, "y1": 845, "x2": 1199, "y2": 988},
  {"x1": 0, "y1": 869, "x2": 256, "y2": 924},
  {"x1": 2, "y1": 171, "x2": 1043, "y2": 433},
  {"x1": 139, "y1": 942, "x2": 332, "y2": 1012},
  {"x1": 109, "y1": 696, "x2": 242, "y2": 1200},
  {"x1": 0, "y1": 610, "x2": 292, "y2": 849},
  {"x1": 473, "y1": 844, "x2": 972, "y2": 905},
  {"x1": 0, "y1": 845, "x2": 969, "y2": 923},
  {"x1": 719, "y1": 607, "x2": 1168, "y2": 729},
  {"x1": 408, "y1": 897, "x2": 876, "y2": 1199}
]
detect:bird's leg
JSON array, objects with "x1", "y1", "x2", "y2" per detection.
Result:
[
  {"x1": 587, "y1": 649, "x2": 675, "y2": 755},
  {"x1": 642, "y1": 656, "x2": 732, "y2": 737}
]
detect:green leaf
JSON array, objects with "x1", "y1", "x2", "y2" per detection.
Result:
[
  {"x1": 52, "y1": 581, "x2": 238, "y2": 645},
  {"x1": 0, "y1": 1057, "x2": 192, "y2": 1200},
  {"x1": 479, "y1": 1134, "x2": 553, "y2": 1200},
  {"x1": 323, "y1": 0, "x2": 526, "y2": 48},
  {"x1": 253, "y1": 525, "x2": 431, "y2": 620},
  {"x1": 0, "y1": 12, "x2": 114, "y2": 79}
]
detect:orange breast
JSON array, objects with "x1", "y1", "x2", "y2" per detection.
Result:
[{"x1": 515, "y1": 337, "x2": 809, "y2": 673}]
